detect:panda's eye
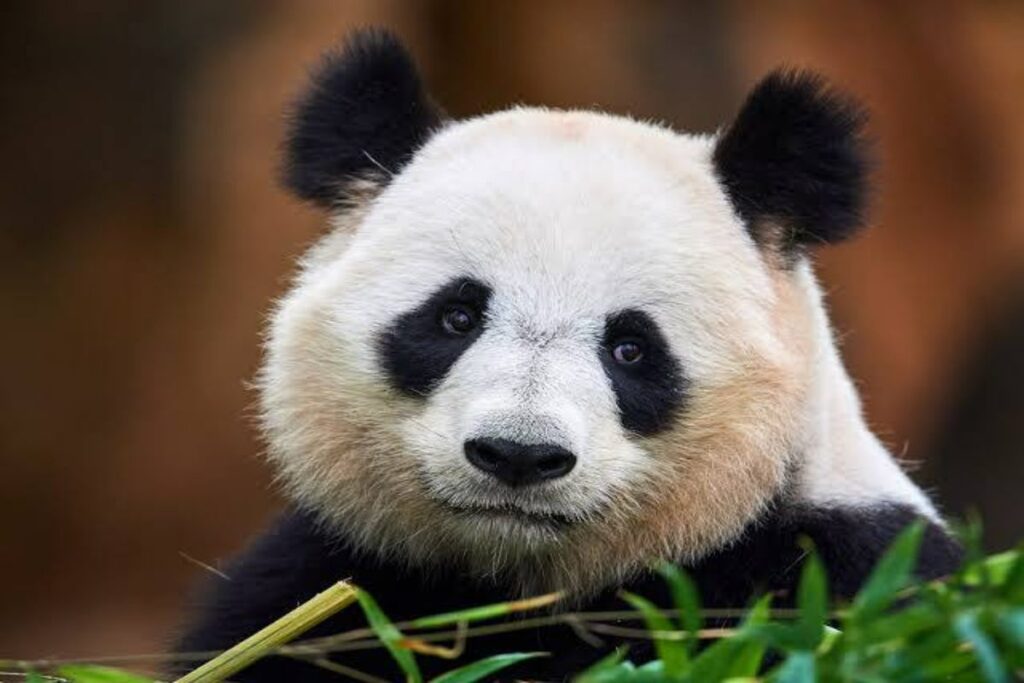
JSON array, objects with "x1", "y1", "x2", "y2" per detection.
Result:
[
  {"x1": 440, "y1": 304, "x2": 478, "y2": 335},
  {"x1": 611, "y1": 339, "x2": 644, "y2": 365}
]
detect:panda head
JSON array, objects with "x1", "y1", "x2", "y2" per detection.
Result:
[{"x1": 261, "y1": 30, "x2": 874, "y2": 592}]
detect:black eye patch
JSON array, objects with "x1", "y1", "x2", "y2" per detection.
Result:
[
  {"x1": 600, "y1": 309, "x2": 688, "y2": 436},
  {"x1": 377, "y1": 278, "x2": 492, "y2": 397}
]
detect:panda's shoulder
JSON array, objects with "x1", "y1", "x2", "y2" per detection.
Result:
[
  {"x1": 221, "y1": 510, "x2": 356, "y2": 590},
  {"x1": 173, "y1": 510, "x2": 513, "y2": 649},
  {"x1": 174, "y1": 511, "x2": 353, "y2": 654},
  {"x1": 681, "y1": 502, "x2": 962, "y2": 605},
  {"x1": 782, "y1": 503, "x2": 963, "y2": 585}
]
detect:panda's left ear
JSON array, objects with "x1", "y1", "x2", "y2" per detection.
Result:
[
  {"x1": 283, "y1": 29, "x2": 446, "y2": 208},
  {"x1": 712, "y1": 70, "x2": 870, "y2": 253}
]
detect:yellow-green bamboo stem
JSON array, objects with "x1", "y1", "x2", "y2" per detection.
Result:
[{"x1": 174, "y1": 580, "x2": 358, "y2": 683}]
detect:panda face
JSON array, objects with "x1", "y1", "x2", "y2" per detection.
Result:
[
  {"x1": 261, "y1": 109, "x2": 811, "y2": 589},
  {"x1": 260, "y1": 31, "x2": 880, "y2": 592}
]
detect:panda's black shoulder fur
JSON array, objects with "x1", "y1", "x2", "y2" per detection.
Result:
[
  {"x1": 713, "y1": 69, "x2": 870, "y2": 251},
  {"x1": 174, "y1": 504, "x2": 961, "y2": 681},
  {"x1": 283, "y1": 29, "x2": 444, "y2": 207}
]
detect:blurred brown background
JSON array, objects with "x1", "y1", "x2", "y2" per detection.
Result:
[{"x1": 1, "y1": 0, "x2": 1022, "y2": 662}]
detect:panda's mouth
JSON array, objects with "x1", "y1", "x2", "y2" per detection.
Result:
[{"x1": 440, "y1": 501, "x2": 576, "y2": 529}]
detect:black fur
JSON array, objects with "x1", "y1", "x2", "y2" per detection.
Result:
[
  {"x1": 687, "y1": 503, "x2": 961, "y2": 606},
  {"x1": 378, "y1": 278, "x2": 492, "y2": 396},
  {"x1": 174, "y1": 503, "x2": 960, "y2": 681},
  {"x1": 600, "y1": 309, "x2": 687, "y2": 435},
  {"x1": 283, "y1": 29, "x2": 445, "y2": 207},
  {"x1": 713, "y1": 70, "x2": 870, "y2": 252}
]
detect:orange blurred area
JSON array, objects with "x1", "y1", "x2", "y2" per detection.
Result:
[{"x1": 1, "y1": 0, "x2": 1021, "y2": 661}]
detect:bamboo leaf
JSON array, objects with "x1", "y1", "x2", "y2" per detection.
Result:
[
  {"x1": 857, "y1": 602, "x2": 943, "y2": 643},
  {"x1": 997, "y1": 608, "x2": 1024, "y2": 648},
  {"x1": 56, "y1": 666, "x2": 154, "y2": 683},
  {"x1": 819, "y1": 625, "x2": 842, "y2": 655},
  {"x1": 574, "y1": 647, "x2": 631, "y2": 683},
  {"x1": 886, "y1": 627, "x2": 960, "y2": 676},
  {"x1": 850, "y1": 521, "x2": 924, "y2": 621},
  {"x1": 430, "y1": 652, "x2": 545, "y2": 683},
  {"x1": 729, "y1": 596, "x2": 772, "y2": 676},
  {"x1": 795, "y1": 548, "x2": 828, "y2": 649},
  {"x1": 919, "y1": 649, "x2": 986, "y2": 679},
  {"x1": 631, "y1": 659, "x2": 670, "y2": 682},
  {"x1": 686, "y1": 599, "x2": 770, "y2": 681},
  {"x1": 771, "y1": 651, "x2": 815, "y2": 683},
  {"x1": 356, "y1": 588, "x2": 423, "y2": 683},
  {"x1": 657, "y1": 563, "x2": 702, "y2": 656},
  {"x1": 410, "y1": 593, "x2": 561, "y2": 629},
  {"x1": 995, "y1": 551, "x2": 1024, "y2": 602},
  {"x1": 621, "y1": 591, "x2": 689, "y2": 676},
  {"x1": 954, "y1": 612, "x2": 1009, "y2": 683}
]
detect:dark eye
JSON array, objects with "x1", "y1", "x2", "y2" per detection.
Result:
[
  {"x1": 440, "y1": 304, "x2": 478, "y2": 335},
  {"x1": 611, "y1": 339, "x2": 644, "y2": 365}
]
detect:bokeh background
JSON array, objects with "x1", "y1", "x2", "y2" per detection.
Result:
[{"x1": 2, "y1": 0, "x2": 1022, "y2": 663}]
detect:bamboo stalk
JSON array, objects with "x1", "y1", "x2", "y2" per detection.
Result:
[{"x1": 173, "y1": 580, "x2": 358, "y2": 683}]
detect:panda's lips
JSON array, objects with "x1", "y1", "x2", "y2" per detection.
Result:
[{"x1": 441, "y1": 501, "x2": 576, "y2": 528}]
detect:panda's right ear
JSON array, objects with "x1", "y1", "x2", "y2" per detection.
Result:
[{"x1": 282, "y1": 29, "x2": 446, "y2": 208}]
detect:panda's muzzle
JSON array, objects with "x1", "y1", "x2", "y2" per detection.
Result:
[
  {"x1": 440, "y1": 500, "x2": 577, "y2": 529},
  {"x1": 463, "y1": 438, "x2": 576, "y2": 487}
]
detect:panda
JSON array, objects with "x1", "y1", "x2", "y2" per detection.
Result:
[{"x1": 175, "y1": 29, "x2": 962, "y2": 681}]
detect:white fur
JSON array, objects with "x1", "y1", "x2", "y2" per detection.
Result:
[
  {"x1": 790, "y1": 262, "x2": 938, "y2": 516},
  {"x1": 259, "y1": 108, "x2": 940, "y2": 594}
]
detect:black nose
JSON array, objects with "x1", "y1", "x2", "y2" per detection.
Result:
[{"x1": 464, "y1": 438, "x2": 576, "y2": 487}]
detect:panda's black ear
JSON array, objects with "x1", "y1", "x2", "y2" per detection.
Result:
[
  {"x1": 283, "y1": 29, "x2": 445, "y2": 207},
  {"x1": 712, "y1": 70, "x2": 870, "y2": 253}
]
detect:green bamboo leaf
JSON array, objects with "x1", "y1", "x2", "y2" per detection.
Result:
[
  {"x1": 958, "y1": 549, "x2": 1018, "y2": 586},
  {"x1": 743, "y1": 594, "x2": 773, "y2": 626},
  {"x1": 857, "y1": 602, "x2": 943, "y2": 643},
  {"x1": 575, "y1": 660, "x2": 637, "y2": 683},
  {"x1": 919, "y1": 650, "x2": 986, "y2": 679},
  {"x1": 636, "y1": 659, "x2": 665, "y2": 673},
  {"x1": 955, "y1": 612, "x2": 1009, "y2": 683},
  {"x1": 747, "y1": 623, "x2": 806, "y2": 651},
  {"x1": 957, "y1": 515, "x2": 987, "y2": 570},
  {"x1": 688, "y1": 638, "x2": 754, "y2": 682},
  {"x1": 747, "y1": 594, "x2": 823, "y2": 654},
  {"x1": 25, "y1": 674, "x2": 47, "y2": 683},
  {"x1": 850, "y1": 521, "x2": 924, "y2": 621},
  {"x1": 621, "y1": 591, "x2": 689, "y2": 676},
  {"x1": 56, "y1": 665, "x2": 155, "y2": 683},
  {"x1": 771, "y1": 651, "x2": 815, "y2": 683},
  {"x1": 430, "y1": 652, "x2": 545, "y2": 683},
  {"x1": 795, "y1": 549, "x2": 828, "y2": 649},
  {"x1": 657, "y1": 563, "x2": 702, "y2": 656},
  {"x1": 997, "y1": 608, "x2": 1024, "y2": 648},
  {"x1": 356, "y1": 588, "x2": 422, "y2": 683},
  {"x1": 819, "y1": 625, "x2": 842, "y2": 655},
  {"x1": 886, "y1": 626, "x2": 960, "y2": 676},
  {"x1": 996, "y1": 550, "x2": 1024, "y2": 602},
  {"x1": 631, "y1": 659, "x2": 670, "y2": 682},
  {"x1": 410, "y1": 593, "x2": 560, "y2": 629},
  {"x1": 730, "y1": 596, "x2": 772, "y2": 676},
  {"x1": 686, "y1": 600, "x2": 769, "y2": 682},
  {"x1": 574, "y1": 647, "x2": 630, "y2": 682}
]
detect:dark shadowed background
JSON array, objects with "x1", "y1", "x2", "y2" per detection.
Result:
[{"x1": 1, "y1": 0, "x2": 1021, "y2": 662}]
